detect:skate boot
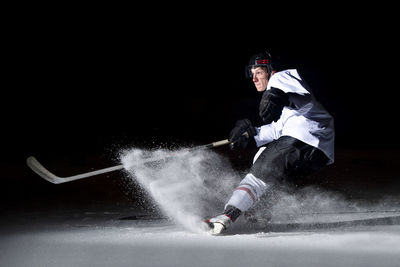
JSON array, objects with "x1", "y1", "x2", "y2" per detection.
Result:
[{"x1": 204, "y1": 206, "x2": 241, "y2": 235}]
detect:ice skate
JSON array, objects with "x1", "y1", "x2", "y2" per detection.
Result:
[
  {"x1": 204, "y1": 214, "x2": 232, "y2": 235},
  {"x1": 204, "y1": 205, "x2": 242, "y2": 235}
]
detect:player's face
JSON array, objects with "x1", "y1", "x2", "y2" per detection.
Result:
[{"x1": 251, "y1": 67, "x2": 269, "y2": 92}]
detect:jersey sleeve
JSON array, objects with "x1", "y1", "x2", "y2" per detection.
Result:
[{"x1": 253, "y1": 123, "x2": 281, "y2": 147}]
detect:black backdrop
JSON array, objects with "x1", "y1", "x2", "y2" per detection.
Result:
[
  {"x1": 1, "y1": 11, "x2": 399, "y2": 210},
  {"x1": 4, "y1": 27, "x2": 398, "y2": 161}
]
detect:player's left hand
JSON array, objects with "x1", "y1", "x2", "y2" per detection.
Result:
[{"x1": 229, "y1": 119, "x2": 256, "y2": 149}]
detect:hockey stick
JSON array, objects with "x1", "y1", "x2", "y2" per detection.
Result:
[{"x1": 26, "y1": 139, "x2": 231, "y2": 185}]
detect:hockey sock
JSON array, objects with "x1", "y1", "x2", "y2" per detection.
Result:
[
  {"x1": 224, "y1": 205, "x2": 242, "y2": 222},
  {"x1": 226, "y1": 173, "x2": 269, "y2": 212}
]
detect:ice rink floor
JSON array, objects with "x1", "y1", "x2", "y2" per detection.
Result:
[
  {"x1": 2, "y1": 147, "x2": 400, "y2": 266},
  {"x1": 1, "y1": 208, "x2": 400, "y2": 267}
]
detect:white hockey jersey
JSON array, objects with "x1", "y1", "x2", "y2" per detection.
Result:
[{"x1": 253, "y1": 69, "x2": 335, "y2": 164}]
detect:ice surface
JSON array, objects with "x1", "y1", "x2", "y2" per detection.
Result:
[
  {"x1": 1, "y1": 210, "x2": 400, "y2": 267},
  {"x1": 3, "y1": 147, "x2": 399, "y2": 266}
]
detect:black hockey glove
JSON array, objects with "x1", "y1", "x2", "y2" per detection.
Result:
[
  {"x1": 228, "y1": 119, "x2": 257, "y2": 149},
  {"x1": 259, "y1": 87, "x2": 289, "y2": 124}
]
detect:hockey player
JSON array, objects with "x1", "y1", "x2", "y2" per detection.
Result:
[{"x1": 206, "y1": 51, "x2": 335, "y2": 235}]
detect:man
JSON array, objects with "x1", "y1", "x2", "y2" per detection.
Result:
[{"x1": 205, "y1": 51, "x2": 335, "y2": 235}]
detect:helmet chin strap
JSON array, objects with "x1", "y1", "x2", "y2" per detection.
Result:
[
  {"x1": 266, "y1": 64, "x2": 273, "y2": 80},
  {"x1": 266, "y1": 69, "x2": 273, "y2": 87},
  {"x1": 268, "y1": 65, "x2": 278, "y2": 79}
]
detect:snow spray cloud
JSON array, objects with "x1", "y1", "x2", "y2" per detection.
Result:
[
  {"x1": 120, "y1": 147, "x2": 400, "y2": 232},
  {"x1": 265, "y1": 186, "x2": 357, "y2": 222},
  {"x1": 254, "y1": 182, "x2": 400, "y2": 224},
  {"x1": 120, "y1": 147, "x2": 239, "y2": 233}
]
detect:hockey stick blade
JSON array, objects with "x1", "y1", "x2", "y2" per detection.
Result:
[{"x1": 26, "y1": 156, "x2": 124, "y2": 184}]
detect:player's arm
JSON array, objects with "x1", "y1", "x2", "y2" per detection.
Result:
[{"x1": 259, "y1": 87, "x2": 290, "y2": 124}]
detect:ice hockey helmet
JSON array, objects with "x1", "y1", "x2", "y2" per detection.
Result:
[{"x1": 246, "y1": 51, "x2": 274, "y2": 79}]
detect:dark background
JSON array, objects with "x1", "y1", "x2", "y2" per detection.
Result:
[{"x1": 1, "y1": 9, "x2": 399, "y2": 213}]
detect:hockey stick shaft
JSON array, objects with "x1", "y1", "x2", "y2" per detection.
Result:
[
  {"x1": 26, "y1": 138, "x2": 231, "y2": 184},
  {"x1": 26, "y1": 156, "x2": 125, "y2": 184}
]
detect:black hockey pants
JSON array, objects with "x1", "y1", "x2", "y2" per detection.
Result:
[{"x1": 250, "y1": 136, "x2": 329, "y2": 185}]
